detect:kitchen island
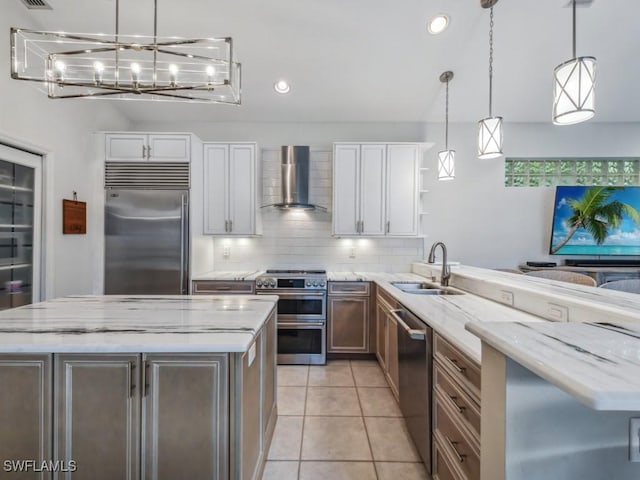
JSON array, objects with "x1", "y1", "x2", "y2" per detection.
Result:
[
  {"x1": 467, "y1": 320, "x2": 640, "y2": 480},
  {"x1": 0, "y1": 295, "x2": 278, "y2": 480}
]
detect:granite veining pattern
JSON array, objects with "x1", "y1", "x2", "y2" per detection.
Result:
[
  {"x1": 191, "y1": 270, "x2": 264, "y2": 281},
  {"x1": 466, "y1": 320, "x2": 640, "y2": 410},
  {"x1": 0, "y1": 295, "x2": 277, "y2": 353}
]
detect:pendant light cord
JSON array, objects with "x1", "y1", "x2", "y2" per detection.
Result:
[
  {"x1": 488, "y1": 6, "x2": 494, "y2": 117},
  {"x1": 115, "y1": 0, "x2": 120, "y2": 87},
  {"x1": 572, "y1": 0, "x2": 577, "y2": 59},
  {"x1": 445, "y1": 78, "x2": 450, "y2": 150}
]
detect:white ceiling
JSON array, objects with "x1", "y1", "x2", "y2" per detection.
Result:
[{"x1": 13, "y1": 0, "x2": 640, "y2": 124}]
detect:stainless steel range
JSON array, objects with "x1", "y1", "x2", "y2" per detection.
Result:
[{"x1": 255, "y1": 269, "x2": 327, "y2": 365}]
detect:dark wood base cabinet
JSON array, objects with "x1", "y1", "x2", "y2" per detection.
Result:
[{"x1": 432, "y1": 334, "x2": 481, "y2": 480}]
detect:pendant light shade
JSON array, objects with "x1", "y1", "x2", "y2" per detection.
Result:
[
  {"x1": 438, "y1": 150, "x2": 455, "y2": 181},
  {"x1": 438, "y1": 70, "x2": 455, "y2": 181},
  {"x1": 478, "y1": 2, "x2": 503, "y2": 159},
  {"x1": 552, "y1": 0, "x2": 595, "y2": 125},
  {"x1": 478, "y1": 116, "x2": 503, "y2": 159}
]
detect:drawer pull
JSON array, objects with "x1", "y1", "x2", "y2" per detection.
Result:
[
  {"x1": 447, "y1": 394, "x2": 466, "y2": 414},
  {"x1": 215, "y1": 286, "x2": 232, "y2": 290},
  {"x1": 444, "y1": 355, "x2": 466, "y2": 374},
  {"x1": 445, "y1": 435, "x2": 467, "y2": 464}
]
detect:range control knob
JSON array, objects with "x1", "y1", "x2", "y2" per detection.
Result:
[
  {"x1": 320, "y1": 280, "x2": 326, "y2": 287},
  {"x1": 306, "y1": 280, "x2": 312, "y2": 287},
  {"x1": 312, "y1": 280, "x2": 318, "y2": 287},
  {"x1": 269, "y1": 281, "x2": 276, "y2": 288}
]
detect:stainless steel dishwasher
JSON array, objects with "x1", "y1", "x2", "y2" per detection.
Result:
[{"x1": 392, "y1": 307, "x2": 433, "y2": 473}]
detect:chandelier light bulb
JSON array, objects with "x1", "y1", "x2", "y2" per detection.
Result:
[
  {"x1": 168, "y1": 63, "x2": 178, "y2": 86},
  {"x1": 130, "y1": 62, "x2": 141, "y2": 87},
  {"x1": 53, "y1": 59, "x2": 65, "y2": 81},
  {"x1": 93, "y1": 61, "x2": 104, "y2": 85}
]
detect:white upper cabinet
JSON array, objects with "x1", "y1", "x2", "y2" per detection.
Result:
[
  {"x1": 106, "y1": 133, "x2": 191, "y2": 162},
  {"x1": 386, "y1": 144, "x2": 419, "y2": 236},
  {"x1": 333, "y1": 143, "x2": 420, "y2": 237},
  {"x1": 203, "y1": 143, "x2": 259, "y2": 236}
]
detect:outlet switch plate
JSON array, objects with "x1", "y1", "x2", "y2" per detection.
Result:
[
  {"x1": 499, "y1": 290, "x2": 514, "y2": 306},
  {"x1": 247, "y1": 341, "x2": 256, "y2": 367},
  {"x1": 546, "y1": 303, "x2": 569, "y2": 322},
  {"x1": 630, "y1": 418, "x2": 640, "y2": 462},
  {"x1": 349, "y1": 247, "x2": 356, "y2": 259},
  {"x1": 223, "y1": 246, "x2": 230, "y2": 258}
]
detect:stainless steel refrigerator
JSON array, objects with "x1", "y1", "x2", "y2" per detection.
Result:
[{"x1": 104, "y1": 162, "x2": 189, "y2": 295}]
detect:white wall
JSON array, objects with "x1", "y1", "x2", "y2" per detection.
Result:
[
  {"x1": 423, "y1": 122, "x2": 640, "y2": 268},
  {"x1": 1, "y1": 3, "x2": 131, "y2": 298}
]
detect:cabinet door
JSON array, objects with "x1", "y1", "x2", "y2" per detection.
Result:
[
  {"x1": 147, "y1": 135, "x2": 191, "y2": 162},
  {"x1": 203, "y1": 144, "x2": 229, "y2": 234},
  {"x1": 228, "y1": 144, "x2": 255, "y2": 235},
  {"x1": 0, "y1": 354, "x2": 51, "y2": 480},
  {"x1": 386, "y1": 311, "x2": 400, "y2": 400},
  {"x1": 386, "y1": 144, "x2": 419, "y2": 236},
  {"x1": 143, "y1": 354, "x2": 229, "y2": 480},
  {"x1": 262, "y1": 311, "x2": 277, "y2": 441},
  {"x1": 333, "y1": 145, "x2": 360, "y2": 235},
  {"x1": 55, "y1": 354, "x2": 140, "y2": 480},
  {"x1": 328, "y1": 296, "x2": 369, "y2": 353},
  {"x1": 360, "y1": 144, "x2": 386, "y2": 236},
  {"x1": 375, "y1": 301, "x2": 387, "y2": 370},
  {"x1": 105, "y1": 134, "x2": 147, "y2": 161},
  {"x1": 238, "y1": 332, "x2": 264, "y2": 480}
]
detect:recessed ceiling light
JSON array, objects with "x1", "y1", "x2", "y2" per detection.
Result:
[
  {"x1": 427, "y1": 14, "x2": 449, "y2": 35},
  {"x1": 274, "y1": 80, "x2": 291, "y2": 94}
]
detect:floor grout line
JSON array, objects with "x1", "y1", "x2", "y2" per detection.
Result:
[{"x1": 351, "y1": 360, "x2": 380, "y2": 480}]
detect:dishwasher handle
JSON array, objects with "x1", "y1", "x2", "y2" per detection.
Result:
[{"x1": 390, "y1": 309, "x2": 425, "y2": 340}]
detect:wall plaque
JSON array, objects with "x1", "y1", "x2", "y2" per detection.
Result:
[{"x1": 62, "y1": 199, "x2": 87, "y2": 234}]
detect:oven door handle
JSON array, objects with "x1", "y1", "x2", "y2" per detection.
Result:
[{"x1": 278, "y1": 322, "x2": 325, "y2": 327}]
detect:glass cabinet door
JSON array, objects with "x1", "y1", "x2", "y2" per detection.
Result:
[{"x1": 0, "y1": 158, "x2": 36, "y2": 310}]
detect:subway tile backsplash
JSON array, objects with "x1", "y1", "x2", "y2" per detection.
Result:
[{"x1": 211, "y1": 148, "x2": 424, "y2": 272}]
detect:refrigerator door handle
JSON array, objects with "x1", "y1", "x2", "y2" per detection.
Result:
[{"x1": 180, "y1": 194, "x2": 187, "y2": 294}]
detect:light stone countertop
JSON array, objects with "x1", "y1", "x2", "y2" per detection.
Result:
[
  {"x1": 327, "y1": 271, "x2": 427, "y2": 282},
  {"x1": 191, "y1": 271, "x2": 265, "y2": 281},
  {"x1": 372, "y1": 279, "x2": 545, "y2": 364},
  {"x1": 413, "y1": 263, "x2": 640, "y2": 324},
  {"x1": 0, "y1": 295, "x2": 278, "y2": 353},
  {"x1": 466, "y1": 320, "x2": 640, "y2": 411}
]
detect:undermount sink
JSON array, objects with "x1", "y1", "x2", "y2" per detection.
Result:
[{"x1": 390, "y1": 281, "x2": 465, "y2": 296}]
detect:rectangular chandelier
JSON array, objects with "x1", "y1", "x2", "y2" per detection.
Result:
[{"x1": 10, "y1": 28, "x2": 241, "y2": 104}]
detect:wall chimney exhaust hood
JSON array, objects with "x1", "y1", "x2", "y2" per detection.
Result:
[{"x1": 262, "y1": 146, "x2": 327, "y2": 211}]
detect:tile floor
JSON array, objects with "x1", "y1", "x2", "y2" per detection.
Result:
[{"x1": 262, "y1": 360, "x2": 430, "y2": 480}]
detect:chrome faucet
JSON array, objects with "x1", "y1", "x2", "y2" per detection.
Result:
[{"x1": 427, "y1": 241, "x2": 450, "y2": 287}]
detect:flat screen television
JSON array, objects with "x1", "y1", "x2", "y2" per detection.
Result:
[{"x1": 550, "y1": 185, "x2": 640, "y2": 256}]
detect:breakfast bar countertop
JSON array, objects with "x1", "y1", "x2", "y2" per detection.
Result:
[{"x1": 467, "y1": 320, "x2": 640, "y2": 410}]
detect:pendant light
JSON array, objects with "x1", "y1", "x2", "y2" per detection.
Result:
[
  {"x1": 478, "y1": 0, "x2": 503, "y2": 159},
  {"x1": 552, "y1": 0, "x2": 596, "y2": 125},
  {"x1": 438, "y1": 71, "x2": 455, "y2": 181}
]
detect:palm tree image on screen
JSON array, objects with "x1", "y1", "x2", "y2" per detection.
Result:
[{"x1": 551, "y1": 186, "x2": 640, "y2": 254}]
